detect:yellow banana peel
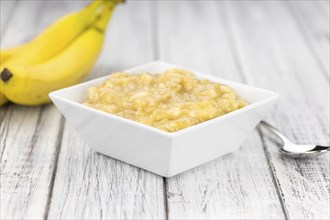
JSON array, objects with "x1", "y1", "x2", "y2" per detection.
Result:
[
  {"x1": 0, "y1": 2, "x2": 118, "y2": 106},
  {"x1": 0, "y1": 0, "x2": 123, "y2": 106}
]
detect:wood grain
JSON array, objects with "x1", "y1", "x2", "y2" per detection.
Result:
[
  {"x1": 47, "y1": 1, "x2": 165, "y2": 219},
  {"x1": 1, "y1": 0, "x2": 46, "y2": 48},
  {"x1": 0, "y1": 0, "x2": 329, "y2": 219},
  {"x1": 0, "y1": 105, "x2": 63, "y2": 219},
  {"x1": 0, "y1": 1, "x2": 81, "y2": 219},
  {"x1": 288, "y1": 1, "x2": 329, "y2": 77},
  {"x1": 156, "y1": 1, "x2": 285, "y2": 219},
  {"x1": 226, "y1": 1, "x2": 329, "y2": 219},
  {"x1": 47, "y1": 124, "x2": 165, "y2": 219},
  {"x1": 165, "y1": 131, "x2": 286, "y2": 219}
]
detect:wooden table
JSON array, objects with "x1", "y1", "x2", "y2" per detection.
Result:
[{"x1": 1, "y1": 0, "x2": 329, "y2": 219}]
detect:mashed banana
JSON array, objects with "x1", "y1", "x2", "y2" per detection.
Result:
[{"x1": 84, "y1": 68, "x2": 247, "y2": 132}]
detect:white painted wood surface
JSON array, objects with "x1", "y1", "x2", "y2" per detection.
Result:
[
  {"x1": 224, "y1": 1, "x2": 330, "y2": 219},
  {"x1": 0, "y1": 0, "x2": 329, "y2": 219}
]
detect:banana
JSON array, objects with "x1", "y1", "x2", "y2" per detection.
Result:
[
  {"x1": 0, "y1": 0, "x2": 120, "y2": 106},
  {"x1": 0, "y1": 4, "x2": 117, "y2": 106},
  {"x1": 0, "y1": 91, "x2": 8, "y2": 106},
  {"x1": 0, "y1": 48, "x2": 16, "y2": 63},
  {"x1": 0, "y1": 0, "x2": 106, "y2": 65}
]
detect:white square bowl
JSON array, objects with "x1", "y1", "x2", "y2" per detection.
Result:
[{"x1": 50, "y1": 61, "x2": 279, "y2": 177}]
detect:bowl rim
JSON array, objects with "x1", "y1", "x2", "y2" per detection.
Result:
[{"x1": 50, "y1": 60, "x2": 280, "y2": 137}]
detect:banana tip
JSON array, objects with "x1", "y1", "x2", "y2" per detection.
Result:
[{"x1": 0, "y1": 68, "x2": 13, "y2": 82}]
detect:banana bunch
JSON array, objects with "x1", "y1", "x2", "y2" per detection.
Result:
[{"x1": 0, "y1": 0, "x2": 123, "y2": 106}]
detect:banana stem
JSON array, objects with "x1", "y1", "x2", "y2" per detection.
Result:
[
  {"x1": 81, "y1": 0, "x2": 124, "y2": 29},
  {"x1": 82, "y1": 0, "x2": 104, "y2": 15},
  {"x1": 80, "y1": 0, "x2": 106, "y2": 26},
  {"x1": 94, "y1": 2, "x2": 119, "y2": 31}
]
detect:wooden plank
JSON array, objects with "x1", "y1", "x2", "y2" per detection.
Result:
[
  {"x1": 47, "y1": 124, "x2": 165, "y2": 219},
  {"x1": 0, "y1": 1, "x2": 84, "y2": 219},
  {"x1": 1, "y1": 0, "x2": 83, "y2": 48},
  {"x1": 0, "y1": 106, "x2": 63, "y2": 219},
  {"x1": 156, "y1": 1, "x2": 285, "y2": 219},
  {"x1": 47, "y1": 1, "x2": 165, "y2": 219},
  {"x1": 0, "y1": 0, "x2": 18, "y2": 157},
  {"x1": 225, "y1": 1, "x2": 329, "y2": 219},
  {"x1": 166, "y1": 131, "x2": 286, "y2": 219},
  {"x1": 0, "y1": 0, "x2": 18, "y2": 39},
  {"x1": 288, "y1": 1, "x2": 329, "y2": 77},
  {"x1": 313, "y1": 0, "x2": 330, "y2": 19},
  {"x1": 1, "y1": 0, "x2": 46, "y2": 48}
]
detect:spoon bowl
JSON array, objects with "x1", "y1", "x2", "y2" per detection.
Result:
[
  {"x1": 260, "y1": 121, "x2": 330, "y2": 158},
  {"x1": 280, "y1": 145, "x2": 330, "y2": 158}
]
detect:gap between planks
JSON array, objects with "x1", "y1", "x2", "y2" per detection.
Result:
[
  {"x1": 1, "y1": 1, "x2": 88, "y2": 219},
  {"x1": 258, "y1": 129, "x2": 290, "y2": 220},
  {"x1": 156, "y1": 1, "x2": 286, "y2": 219},
  {"x1": 46, "y1": 2, "x2": 166, "y2": 219},
  {"x1": 217, "y1": 1, "x2": 289, "y2": 217},
  {"x1": 43, "y1": 117, "x2": 65, "y2": 220},
  {"x1": 225, "y1": 1, "x2": 329, "y2": 219}
]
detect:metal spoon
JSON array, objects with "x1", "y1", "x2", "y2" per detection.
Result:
[{"x1": 259, "y1": 121, "x2": 330, "y2": 158}]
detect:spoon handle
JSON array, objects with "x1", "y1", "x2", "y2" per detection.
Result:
[{"x1": 259, "y1": 121, "x2": 292, "y2": 144}]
